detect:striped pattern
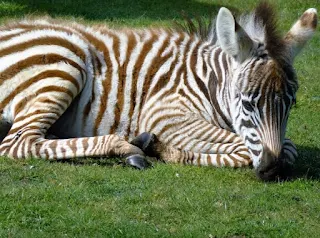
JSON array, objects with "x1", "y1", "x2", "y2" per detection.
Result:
[{"x1": 0, "y1": 3, "x2": 316, "y2": 173}]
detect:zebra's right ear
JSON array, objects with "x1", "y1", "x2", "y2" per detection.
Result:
[
  {"x1": 284, "y1": 8, "x2": 317, "y2": 61},
  {"x1": 216, "y1": 7, "x2": 254, "y2": 63}
]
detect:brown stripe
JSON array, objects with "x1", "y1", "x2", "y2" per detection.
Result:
[
  {"x1": 197, "y1": 154, "x2": 201, "y2": 166},
  {"x1": 166, "y1": 120, "x2": 198, "y2": 144},
  {"x1": 0, "y1": 30, "x2": 28, "y2": 42},
  {"x1": 213, "y1": 48, "x2": 223, "y2": 87},
  {"x1": 202, "y1": 48, "x2": 209, "y2": 76},
  {"x1": 108, "y1": 32, "x2": 123, "y2": 134},
  {"x1": 10, "y1": 112, "x2": 60, "y2": 135},
  {"x1": 0, "y1": 36, "x2": 86, "y2": 62},
  {"x1": 0, "y1": 69, "x2": 78, "y2": 113},
  {"x1": 188, "y1": 124, "x2": 213, "y2": 151},
  {"x1": 208, "y1": 69, "x2": 233, "y2": 129},
  {"x1": 143, "y1": 105, "x2": 180, "y2": 130},
  {"x1": 82, "y1": 138, "x2": 89, "y2": 156},
  {"x1": 147, "y1": 33, "x2": 185, "y2": 99},
  {"x1": 135, "y1": 34, "x2": 172, "y2": 136},
  {"x1": 16, "y1": 22, "x2": 79, "y2": 36},
  {"x1": 11, "y1": 131, "x2": 42, "y2": 157},
  {"x1": 228, "y1": 154, "x2": 239, "y2": 167},
  {"x1": 14, "y1": 110, "x2": 60, "y2": 125},
  {"x1": 189, "y1": 41, "x2": 211, "y2": 104},
  {"x1": 77, "y1": 30, "x2": 113, "y2": 135},
  {"x1": 174, "y1": 121, "x2": 207, "y2": 148},
  {"x1": 156, "y1": 120, "x2": 187, "y2": 139},
  {"x1": 216, "y1": 154, "x2": 221, "y2": 167},
  {"x1": 178, "y1": 88, "x2": 203, "y2": 113},
  {"x1": 127, "y1": 32, "x2": 158, "y2": 136},
  {"x1": 14, "y1": 97, "x2": 66, "y2": 117},
  {"x1": 223, "y1": 157, "x2": 230, "y2": 167},
  {"x1": 148, "y1": 113, "x2": 184, "y2": 133},
  {"x1": 207, "y1": 154, "x2": 212, "y2": 166},
  {"x1": 0, "y1": 54, "x2": 83, "y2": 87}
]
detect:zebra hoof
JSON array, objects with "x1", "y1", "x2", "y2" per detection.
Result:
[
  {"x1": 130, "y1": 132, "x2": 158, "y2": 157},
  {"x1": 125, "y1": 154, "x2": 151, "y2": 170}
]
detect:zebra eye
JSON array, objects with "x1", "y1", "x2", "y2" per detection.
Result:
[{"x1": 242, "y1": 100, "x2": 254, "y2": 111}]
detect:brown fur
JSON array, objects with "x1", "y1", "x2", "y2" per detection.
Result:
[{"x1": 254, "y1": 1, "x2": 288, "y2": 64}]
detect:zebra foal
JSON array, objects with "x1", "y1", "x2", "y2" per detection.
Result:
[{"x1": 0, "y1": 2, "x2": 317, "y2": 180}]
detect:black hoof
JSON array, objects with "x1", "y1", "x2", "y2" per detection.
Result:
[
  {"x1": 130, "y1": 132, "x2": 158, "y2": 157},
  {"x1": 125, "y1": 154, "x2": 151, "y2": 170}
]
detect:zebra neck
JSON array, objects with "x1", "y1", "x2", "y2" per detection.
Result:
[{"x1": 206, "y1": 46, "x2": 234, "y2": 131}]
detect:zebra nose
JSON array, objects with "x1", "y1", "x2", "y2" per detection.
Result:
[{"x1": 255, "y1": 146, "x2": 293, "y2": 181}]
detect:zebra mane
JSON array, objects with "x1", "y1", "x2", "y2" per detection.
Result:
[
  {"x1": 175, "y1": 2, "x2": 287, "y2": 62},
  {"x1": 173, "y1": 12, "x2": 217, "y2": 44},
  {"x1": 240, "y1": 1, "x2": 287, "y2": 62}
]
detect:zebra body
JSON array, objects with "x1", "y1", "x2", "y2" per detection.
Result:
[{"x1": 0, "y1": 3, "x2": 317, "y2": 180}]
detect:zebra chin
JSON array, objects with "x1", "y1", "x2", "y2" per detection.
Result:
[{"x1": 255, "y1": 146, "x2": 294, "y2": 182}]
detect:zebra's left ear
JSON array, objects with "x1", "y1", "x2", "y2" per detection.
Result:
[
  {"x1": 216, "y1": 7, "x2": 254, "y2": 63},
  {"x1": 285, "y1": 8, "x2": 318, "y2": 60}
]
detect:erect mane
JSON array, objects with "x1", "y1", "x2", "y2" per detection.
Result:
[
  {"x1": 240, "y1": 1, "x2": 287, "y2": 63},
  {"x1": 173, "y1": 11, "x2": 216, "y2": 43}
]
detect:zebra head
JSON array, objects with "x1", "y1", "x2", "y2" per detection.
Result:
[{"x1": 216, "y1": 3, "x2": 317, "y2": 180}]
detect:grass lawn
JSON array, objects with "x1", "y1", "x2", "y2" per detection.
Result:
[{"x1": 1, "y1": 0, "x2": 320, "y2": 237}]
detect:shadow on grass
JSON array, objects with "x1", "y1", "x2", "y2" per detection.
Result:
[
  {"x1": 293, "y1": 145, "x2": 320, "y2": 180},
  {"x1": 1, "y1": 0, "x2": 239, "y2": 22},
  {"x1": 55, "y1": 145, "x2": 320, "y2": 181},
  {"x1": 55, "y1": 157, "x2": 126, "y2": 168},
  {"x1": 55, "y1": 156, "x2": 159, "y2": 169}
]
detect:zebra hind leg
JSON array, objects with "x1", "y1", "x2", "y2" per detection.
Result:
[{"x1": 0, "y1": 100, "x2": 151, "y2": 169}]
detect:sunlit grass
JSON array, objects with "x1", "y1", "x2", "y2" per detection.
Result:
[{"x1": 0, "y1": 0, "x2": 319, "y2": 237}]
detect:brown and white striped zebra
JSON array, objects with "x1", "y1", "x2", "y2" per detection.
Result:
[{"x1": 0, "y1": 3, "x2": 317, "y2": 180}]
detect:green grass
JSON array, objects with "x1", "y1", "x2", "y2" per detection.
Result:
[{"x1": 1, "y1": 0, "x2": 320, "y2": 237}]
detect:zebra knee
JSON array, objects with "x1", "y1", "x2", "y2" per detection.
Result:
[
  {"x1": 111, "y1": 135, "x2": 145, "y2": 158},
  {"x1": 130, "y1": 132, "x2": 161, "y2": 158}
]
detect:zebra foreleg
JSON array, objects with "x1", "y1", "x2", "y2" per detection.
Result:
[
  {"x1": 0, "y1": 121, "x2": 150, "y2": 169},
  {"x1": 131, "y1": 132, "x2": 252, "y2": 168}
]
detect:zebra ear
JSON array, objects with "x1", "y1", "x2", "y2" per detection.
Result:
[
  {"x1": 285, "y1": 8, "x2": 317, "y2": 60},
  {"x1": 216, "y1": 7, "x2": 254, "y2": 63}
]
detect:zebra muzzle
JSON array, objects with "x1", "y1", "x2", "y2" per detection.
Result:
[{"x1": 255, "y1": 146, "x2": 294, "y2": 181}]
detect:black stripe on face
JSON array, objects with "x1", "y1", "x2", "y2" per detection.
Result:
[{"x1": 242, "y1": 100, "x2": 254, "y2": 112}]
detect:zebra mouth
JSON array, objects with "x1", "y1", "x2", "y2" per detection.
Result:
[{"x1": 255, "y1": 148, "x2": 294, "y2": 181}]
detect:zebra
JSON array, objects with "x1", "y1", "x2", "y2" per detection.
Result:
[{"x1": 0, "y1": 2, "x2": 317, "y2": 181}]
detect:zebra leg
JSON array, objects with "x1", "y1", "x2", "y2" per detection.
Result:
[
  {"x1": 282, "y1": 138, "x2": 298, "y2": 166},
  {"x1": 131, "y1": 132, "x2": 252, "y2": 168},
  {"x1": 0, "y1": 125, "x2": 150, "y2": 169},
  {"x1": 0, "y1": 88, "x2": 150, "y2": 169}
]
